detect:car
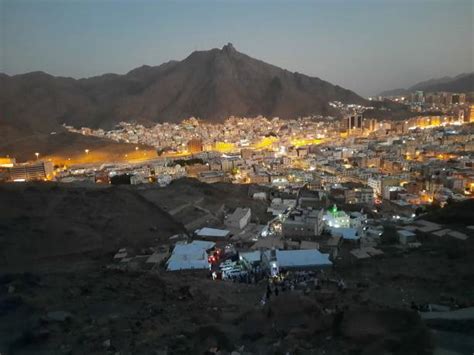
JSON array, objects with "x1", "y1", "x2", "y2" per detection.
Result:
[
  {"x1": 220, "y1": 260, "x2": 236, "y2": 267},
  {"x1": 220, "y1": 264, "x2": 238, "y2": 271},
  {"x1": 220, "y1": 261, "x2": 237, "y2": 269},
  {"x1": 221, "y1": 259, "x2": 237, "y2": 265}
]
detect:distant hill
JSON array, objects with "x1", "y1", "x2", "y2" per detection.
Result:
[
  {"x1": 1, "y1": 43, "x2": 366, "y2": 135},
  {"x1": 379, "y1": 73, "x2": 474, "y2": 96},
  {"x1": 0, "y1": 122, "x2": 156, "y2": 163}
]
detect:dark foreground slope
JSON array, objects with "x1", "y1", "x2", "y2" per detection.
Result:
[
  {"x1": 0, "y1": 269, "x2": 435, "y2": 355},
  {"x1": 0, "y1": 183, "x2": 185, "y2": 270},
  {"x1": 1, "y1": 181, "x2": 473, "y2": 354}
]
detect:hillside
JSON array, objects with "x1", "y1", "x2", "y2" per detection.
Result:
[
  {"x1": 2, "y1": 180, "x2": 474, "y2": 353},
  {"x1": 139, "y1": 178, "x2": 272, "y2": 231},
  {"x1": 0, "y1": 124, "x2": 156, "y2": 163},
  {"x1": 0, "y1": 179, "x2": 271, "y2": 270},
  {"x1": 423, "y1": 199, "x2": 474, "y2": 226},
  {"x1": 379, "y1": 73, "x2": 474, "y2": 96},
  {"x1": 1, "y1": 44, "x2": 366, "y2": 135},
  {"x1": 0, "y1": 183, "x2": 186, "y2": 270}
]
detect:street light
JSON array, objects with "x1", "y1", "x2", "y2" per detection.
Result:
[
  {"x1": 85, "y1": 149, "x2": 90, "y2": 154},
  {"x1": 35, "y1": 152, "x2": 39, "y2": 160},
  {"x1": 135, "y1": 146, "x2": 139, "y2": 151}
]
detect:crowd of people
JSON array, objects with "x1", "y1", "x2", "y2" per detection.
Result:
[{"x1": 260, "y1": 269, "x2": 348, "y2": 306}]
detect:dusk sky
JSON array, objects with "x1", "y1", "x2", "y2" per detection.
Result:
[{"x1": 1, "y1": 0, "x2": 473, "y2": 96}]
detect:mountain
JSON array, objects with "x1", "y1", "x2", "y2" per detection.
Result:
[
  {"x1": 379, "y1": 73, "x2": 474, "y2": 96},
  {"x1": 1, "y1": 43, "x2": 366, "y2": 135}
]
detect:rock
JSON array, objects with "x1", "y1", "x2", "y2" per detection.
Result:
[
  {"x1": 97, "y1": 317, "x2": 109, "y2": 326},
  {"x1": 59, "y1": 344, "x2": 73, "y2": 354},
  {"x1": 0, "y1": 296, "x2": 24, "y2": 316},
  {"x1": 46, "y1": 311, "x2": 73, "y2": 322},
  {"x1": 103, "y1": 339, "x2": 111, "y2": 349},
  {"x1": 15, "y1": 327, "x2": 50, "y2": 347}
]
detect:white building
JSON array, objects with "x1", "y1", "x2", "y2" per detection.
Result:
[
  {"x1": 225, "y1": 207, "x2": 251, "y2": 230},
  {"x1": 323, "y1": 206, "x2": 350, "y2": 229},
  {"x1": 368, "y1": 177, "x2": 382, "y2": 196},
  {"x1": 252, "y1": 192, "x2": 267, "y2": 200},
  {"x1": 397, "y1": 229, "x2": 417, "y2": 245},
  {"x1": 349, "y1": 212, "x2": 367, "y2": 228},
  {"x1": 131, "y1": 173, "x2": 148, "y2": 185},
  {"x1": 195, "y1": 227, "x2": 230, "y2": 240},
  {"x1": 282, "y1": 208, "x2": 324, "y2": 238},
  {"x1": 267, "y1": 198, "x2": 297, "y2": 216}
]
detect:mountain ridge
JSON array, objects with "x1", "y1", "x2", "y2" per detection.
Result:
[
  {"x1": 379, "y1": 72, "x2": 474, "y2": 96},
  {"x1": 1, "y1": 43, "x2": 366, "y2": 134}
]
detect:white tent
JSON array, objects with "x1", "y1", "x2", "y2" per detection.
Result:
[
  {"x1": 275, "y1": 249, "x2": 332, "y2": 269},
  {"x1": 166, "y1": 240, "x2": 215, "y2": 271}
]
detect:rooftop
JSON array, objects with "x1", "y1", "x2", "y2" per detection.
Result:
[
  {"x1": 275, "y1": 249, "x2": 332, "y2": 268},
  {"x1": 166, "y1": 240, "x2": 215, "y2": 271},
  {"x1": 195, "y1": 227, "x2": 230, "y2": 238}
]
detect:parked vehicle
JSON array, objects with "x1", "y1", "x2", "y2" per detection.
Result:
[
  {"x1": 219, "y1": 260, "x2": 237, "y2": 269},
  {"x1": 223, "y1": 268, "x2": 247, "y2": 279},
  {"x1": 220, "y1": 265, "x2": 237, "y2": 272}
]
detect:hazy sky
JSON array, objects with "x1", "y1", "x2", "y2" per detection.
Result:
[{"x1": 1, "y1": 0, "x2": 473, "y2": 96}]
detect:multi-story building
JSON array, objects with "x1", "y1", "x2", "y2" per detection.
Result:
[
  {"x1": 452, "y1": 93, "x2": 466, "y2": 105},
  {"x1": 364, "y1": 118, "x2": 378, "y2": 132},
  {"x1": 467, "y1": 104, "x2": 474, "y2": 123},
  {"x1": 282, "y1": 208, "x2": 324, "y2": 238},
  {"x1": 342, "y1": 114, "x2": 363, "y2": 132},
  {"x1": 198, "y1": 171, "x2": 225, "y2": 184},
  {"x1": 344, "y1": 187, "x2": 374, "y2": 204},
  {"x1": 367, "y1": 175, "x2": 400, "y2": 197},
  {"x1": 225, "y1": 207, "x2": 251, "y2": 230},
  {"x1": 0, "y1": 157, "x2": 15, "y2": 167},
  {"x1": 8, "y1": 161, "x2": 54, "y2": 181},
  {"x1": 411, "y1": 91, "x2": 424, "y2": 104},
  {"x1": 187, "y1": 138, "x2": 203, "y2": 153}
]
